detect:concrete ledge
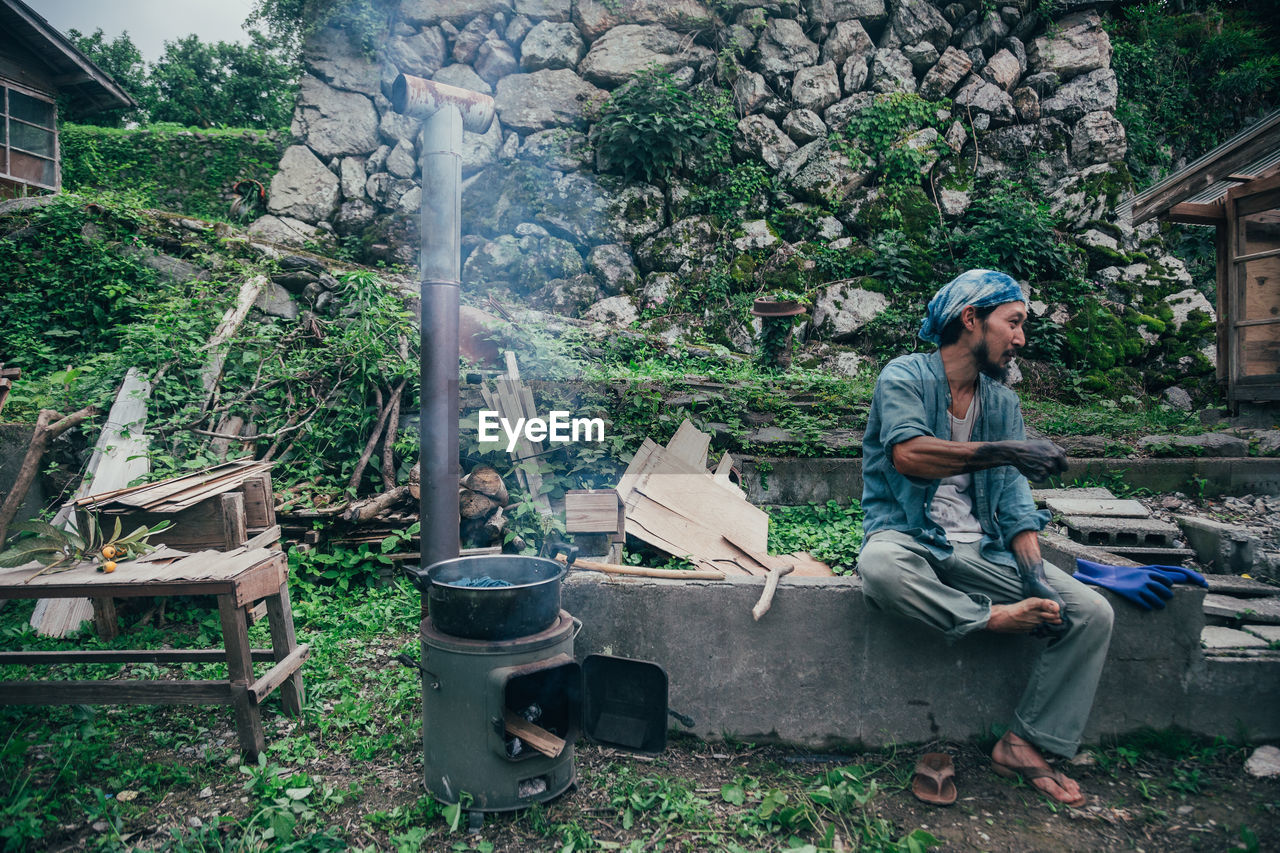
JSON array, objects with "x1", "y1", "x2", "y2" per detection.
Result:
[
  {"x1": 740, "y1": 456, "x2": 1280, "y2": 504},
  {"x1": 564, "y1": 572, "x2": 1280, "y2": 749}
]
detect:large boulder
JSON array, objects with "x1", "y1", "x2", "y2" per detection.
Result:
[
  {"x1": 792, "y1": 62, "x2": 841, "y2": 112},
  {"x1": 808, "y1": 0, "x2": 887, "y2": 26},
  {"x1": 919, "y1": 46, "x2": 972, "y2": 100},
  {"x1": 572, "y1": 0, "x2": 716, "y2": 43},
  {"x1": 587, "y1": 243, "x2": 640, "y2": 294},
  {"x1": 1028, "y1": 10, "x2": 1112, "y2": 81},
  {"x1": 870, "y1": 48, "x2": 916, "y2": 93},
  {"x1": 248, "y1": 215, "x2": 323, "y2": 247},
  {"x1": 732, "y1": 115, "x2": 798, "y2": 170},
  {"x1": 400, "y1": 0, "x2": 514, "y2": 27},
  {"x1": 493, "y1": 69, "x2": 606, "y2": 133},
  {"x1": 521, "y1": 21, "x2": 585, "y2": 70},
  {"x1": 635, "y1": 216, "x2": 718, "y2": 273},
  {"x1": 578, "y1": 24, "x2": 713, "y2": 87},
  {"x1": 519, "y1": 129, "x2": 593, "y2": 171},
  {"x1": 755, "y1": 19, "x2": 820, "y2": 81},
  {"x1": 475, "y1": 34, "x2": 519, "y2": 85},
  {"x1": 268, "y1": 145, "x2": 341, "y2": 222},
  {"x1": 305, "y1": 26, "x2": 381, "y2": 96},
  {"x1": 732, "y1": 71, "x2": 773, "y2": 114},
  {"x1": 820, "y1": 19, "x2": 874, "y2": 66},
  {"x1": 608, "y1": 182, "x2": 666, "y2": 242},
  {"x1": 1040, "y1": 68, "x2": 1117, "y2": 123},
  {"x1": 954, "y1": 75, "x2": 1016, "y2": 126},
  {"x1": 1165, "y1": 288, "x2": 1216, "y2": 329},
  {"x1": 386, "y1": 28, "x2": 447, "y2": 78},
  {"x1": 451, "y1": 17, "x2": 489, "y2": 65},
  {"x1": 783, "y1": 109, "x2": 827, "y2": 143},
  {"x1": 1070, "y1": 111, "x2": 1126, "y2": 166},
  {"x1": 779, "y1": 138, "x2": 870, "y2": 204},
  {"x1": 981, "y1": 48, "x2": 1021, "y2": 91},
  {"x1": 516, "y1": 0, "x2": 571, "y2": 21},
  {"x1": 886, "y1": 0, "x2": 952, "y2": 50},
  {"x1": 583, "y1": 295, "x2": 640, "y2": 326},
  {"x1": 292, "y1": 75, "x2": 381, "y2": 159},
  {"x1": 339, "y1": 157, "x2": 367, "y2": 200},
  {"x1": 433, "y1": 63, "x2": 492, "y2": 95},
  {"x1": 537, "y1": 172, "x2": 632, "y2": 246},
  {"x1": 957, "y1": 10, "x2": 1008, "y2": 56},
  {"x1": 533, "y1": 274, "x2": 602, "y2": 316},
  {"x1": 460, "y1": 117, "x2": 505, "y2": 175},
  {"x1": 810, "y1": 279, "x2": 888, "y2": 341}
]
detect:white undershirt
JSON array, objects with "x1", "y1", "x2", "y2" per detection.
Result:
[{"x1": 929, "y1": 390, "x2": 985, "y2": 543}]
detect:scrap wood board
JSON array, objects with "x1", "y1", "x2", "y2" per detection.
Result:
[
  {"x1": 614, "y1": 424, "x2": 770, "y2": 576},
  {"x1": 478, "y1": 353, "x2": 551, "y2": 518},
  {"x1": 76, "y1": 460, "x2": 271, "y2": 514}
]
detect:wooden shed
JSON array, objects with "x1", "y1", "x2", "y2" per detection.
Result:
[
  {"x1": 0, "y1": 0, "x2": 135, "y2": 197},
  {"x1": 1121, "y1": 109, "x2": 1280, "y2": 407}
]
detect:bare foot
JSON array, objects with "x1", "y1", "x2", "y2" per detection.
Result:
[
  {"x1": 991, "y1": 732, "x2": 1085, "y2": 806},
  {"x1": 986, "y1": 598, "x2": 1062, "y2": 633}
]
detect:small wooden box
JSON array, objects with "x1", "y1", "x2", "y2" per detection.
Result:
[{"x1": 565, "y1": 489, "x2": 624, "y2": 537}]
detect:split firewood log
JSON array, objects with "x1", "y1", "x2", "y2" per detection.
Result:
[
  {"x1": 462, "y1": 464, "x2": 509, "y2": 506},
  {"x1": 459, "y1": 488, "x2": 498, "y2": 519},
  {"x1": 482, "y1": 506, "x2": 507, "y2": 543},
  {"x1": 409, "y1": 462, "x2": 420, "y2": 501}
]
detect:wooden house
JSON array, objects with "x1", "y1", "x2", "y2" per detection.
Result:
[
  {"x1": 1121, "y1": 109, "x2": 1280, "y2": 408},
  {"x1": 0, "y1": 0, "x2": 135, "y2": 197}
]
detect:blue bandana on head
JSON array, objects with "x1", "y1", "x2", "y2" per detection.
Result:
[{"x1": 918, "y1": 269, "x2": 1025, "y2": 344}]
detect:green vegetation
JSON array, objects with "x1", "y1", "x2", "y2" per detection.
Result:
[
  {"x1": 588, "y1": 68, "x2": 736, "y2": 184},
  {"x1": 60, "y1": 124, "x2": 283, "y2": 221},
  {"x1": 66, "y1": 29, "x2": 298, "y2": 130}
]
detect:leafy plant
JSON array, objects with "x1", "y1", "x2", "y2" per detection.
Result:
[
  {"x1": 0, "y1": 516, "x2": 172, "y2": 573},
  {"x1": 767, "y1": 501, "x2": 864, "y2": 574},
  {"x1": 589, "y1": 68, "x2": 735, "y2": 184}
]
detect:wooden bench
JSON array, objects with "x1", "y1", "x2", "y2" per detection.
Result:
[{"x1": 0, "y1": 546, "x2": 307, "y2": 758}]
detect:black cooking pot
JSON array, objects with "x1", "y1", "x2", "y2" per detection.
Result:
[{"x1": 404, "y1": 543, "x2": 577, "y2": 640}]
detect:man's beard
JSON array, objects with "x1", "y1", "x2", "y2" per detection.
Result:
[{"x1": 973, "y1": 336, "x2": 1013, "y2": 382}]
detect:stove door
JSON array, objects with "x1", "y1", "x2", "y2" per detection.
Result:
[{"x1": 582, "y1": 654, "x2": 669, "y2": 754}]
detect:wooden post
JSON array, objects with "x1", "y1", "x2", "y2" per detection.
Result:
[
  {"x1": 264, "y1": 580, "x2": 304, "y2": 716},
  {"x1": 91, "y1": 598, "x2": 119, "y2": 640},
  {"x1": 218, "y1": 593, "x2": 265, "y2": 758}
]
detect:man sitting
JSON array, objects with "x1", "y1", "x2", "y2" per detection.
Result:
[{"x1": 857, "y1": 269, "x2": 1114, "y2": 807}]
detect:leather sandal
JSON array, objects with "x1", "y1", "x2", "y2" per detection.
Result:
[
  {"x1": 991, "y1": 760, "x2": 1087, "y2": 807},
  {"x1": 911, "y1": 753, "x2": 958, "y2": 806}
]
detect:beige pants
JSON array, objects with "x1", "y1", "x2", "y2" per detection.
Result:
[{"x1": 858, "y1": 529, "x2": 1114, "y2": 757}]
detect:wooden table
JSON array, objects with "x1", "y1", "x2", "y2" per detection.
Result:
[{"x1": 0, "y1": 547, "x2": 308, "y2": 758}]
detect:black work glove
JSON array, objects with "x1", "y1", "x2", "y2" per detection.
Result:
[
  {"x1": 985, "y1": 440, "x2": 1069, "y2": 482},
  {"x1": 1018, "y1": 560, "x2": 1070, "y2": 639}
]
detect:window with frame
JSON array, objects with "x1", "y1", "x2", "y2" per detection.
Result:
[{"x1": 1, "y1": 82, "x2": 58, "y2": 192}]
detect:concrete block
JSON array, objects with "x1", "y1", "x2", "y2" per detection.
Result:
[
  {"x1": 1174, "y1": 514, "x2": 1260, "y2": 574},
  {"x1": 1201, "y1": 626, "x2": 1270, "y2": 649},
  {"x1": 1102, "y1": 545, "x2": 1194, "y2": 564},
  {"x1": 1206, "y1": 575, "x2": 1280, "y2": 597},
  {"x1": 1045, "y1": 498, "x2": 1148, "y2": 517},
  {"x1": 1204, "y1": 594, "x2": 1280, "y2": 624},
  {"x1": 1245, "y1": 625, "x2": 1280, "y2": 643},
  {"x1": 1063, "y1": 515, "x2": 1181, "y2": 548},
  {"x1": 560, "y1": 571, "x2": 1279, "y2": 749},
  {"x1": 1031, "y1": 487, "x2": 1115, "y2": 506}
]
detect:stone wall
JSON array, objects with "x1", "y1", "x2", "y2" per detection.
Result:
[{"x1": 250, "y1": 0, "x2": 1213, "y2": 385}]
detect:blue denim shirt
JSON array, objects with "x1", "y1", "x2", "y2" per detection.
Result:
[{"x1": 860, "y1": 351, "x2": 1050, "y2": 569}]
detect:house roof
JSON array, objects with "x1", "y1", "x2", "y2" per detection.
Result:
[
  {"x1": 1119, "y1": 108, "x2": 1280, "y2": 225},
  {"x1": 0, "y1": 0, "x2": 137, "y2": 114}
]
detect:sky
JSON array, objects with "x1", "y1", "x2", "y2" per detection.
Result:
[{"x1": 27, "y1": 0, "x2": 258, "y2": 62}]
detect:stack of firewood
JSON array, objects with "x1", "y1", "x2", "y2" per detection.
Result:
[{"x1": 459, "y1": 464, "x2": 510, "y2": 548}]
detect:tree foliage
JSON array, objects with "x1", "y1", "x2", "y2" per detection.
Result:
[
  {"x1": 248, "y1": 0, "x2": 397, "y2": 56},
  {"x1": 65, "y1": 28, "x2": 298, "y2": 129}
]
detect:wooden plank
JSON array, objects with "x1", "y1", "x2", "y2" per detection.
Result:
[
  {"x1": 634, "y1": 471, "x2": 769, "y2": 554},
  {"x1": 263, "y1": 580, "x2": 305, "y2": 715},
  {"x1": 1167, "y1": 201, "x2": 1226, "y2": 225},
  {"x1": 200, "y1": 276, "x2": 266, "y2": 408},
  {"x1": 556, "y1": 554, "x2": 724, "y2": 580},
  {"x1": 244, "y1": 525, "x2": 282, "y2": 551},
  {"x1": 219, "y1": 592, "x2": 266, "y2": 757},
  {"x1": 233, "y1": 552, "x2": 289, "y2": 608},
  {"x1": 665, "y1": 420, "x2": 711, "y2": 469},
  {"x1": 220, "y1": 493, "x2": 249, "y2": 551},
  {"x1": 504, "y1": 709, "x2": 566, "y2": 758},
  {"x1": 781, "y1": 552, "x2": 835, "y2": 577},
  {"x1": 1043, "y1": 498, "x2": 1150, "y2": 518},
  {"x1": 0, "y1": 680, "x2": 232, "y2": 705},
  {"x1": 241, "y1": 474, "x2": 275, "y2": 529},
  {"x1": 624, "y1": 494, "x2": 759, "y2": 576},
  {"x1": 247, "y1": 643, "x2": 310, "y2": 704},
  {"x1": 565, "y1": 490, "x2": 623, "y2": 534},
  {"x1": 0, "y1": 649, "x2": 277, "y2": 664}
]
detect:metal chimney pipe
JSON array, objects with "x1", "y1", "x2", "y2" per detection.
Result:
[{"x1": 391, "y1": 74, "x2": 496, "y2": 607}]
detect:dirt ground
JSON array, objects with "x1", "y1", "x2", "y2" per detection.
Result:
[{"x1": 43, "y1": 719, "x2": 1278, "y2": 852}]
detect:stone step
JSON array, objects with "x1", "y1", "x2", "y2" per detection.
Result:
[
  {"x1": 1100, "y1": 545, "x2": 1195, "y2": 564},
  {"x1": 1063, "y1": 515, "x2": 1182, "y2": 549},
  {"x1": 1245, "y1": 625, "x2": 1280, "y2": 643},
  {"x1": 1206, "y1": 576, "x2": 1280, "y2": 597},
  {"x1": 1031, "y1": 487, "x2": 1115, "y2": 507},
  {"x1": 1046, "y1": 498, "x2": 1149, "y2": 518},
  {"x1": 1203, "y1": 594, "x2": 1280, "y2": 624},
  {"x1": 1202, "y1": 626, "x2": 1271, "y2": 650}
]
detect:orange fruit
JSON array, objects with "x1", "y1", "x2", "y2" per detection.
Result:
[
  {"x1": 101, "y1": 545, "x2": 119, "y2": 559},
  {"x1": 103, "y1": 561, "x2": 117, "y2": 573}
]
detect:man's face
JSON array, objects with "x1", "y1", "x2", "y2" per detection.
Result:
[{"x1": 972, "y1": 301, "x2": 1027, "y2": 381}]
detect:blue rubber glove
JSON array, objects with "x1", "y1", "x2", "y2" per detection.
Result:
[
  {"x1": 1145, "y1": 564, "x2": 1209, "y2": 588},
  {"x1": 1073, "y1": 559, "x2": 1175, "y2": 610}
]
